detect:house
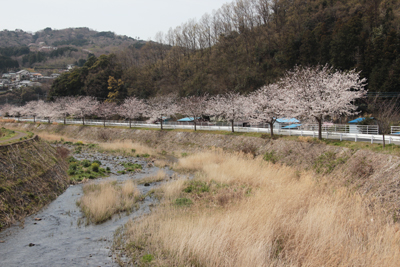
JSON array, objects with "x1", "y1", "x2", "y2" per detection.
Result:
[
  {"x1": 16, "y1": 70, "x2": 30, "y2": 81},
  {"x1": 29, "y1": 73, "x2": 43, "y2": 81},
  {"x1": 51, "y1": 73, "x2": 61, "y2": 78}
]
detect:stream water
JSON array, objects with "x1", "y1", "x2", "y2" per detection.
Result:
[{"x1": 0, "y1": 149, "x2": 176, "y2": 267}]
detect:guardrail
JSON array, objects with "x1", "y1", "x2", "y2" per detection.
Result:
[{"x1": 5, "y1": 117, "x2": 399, "y2": 145}]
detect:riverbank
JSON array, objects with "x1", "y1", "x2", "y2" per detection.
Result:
[
  {"x1": 0, "y1": 135, "x2": 69, "y2": 230},
  {"x1": 2, "y1": 122, "x2": 400, "y2": 219}
]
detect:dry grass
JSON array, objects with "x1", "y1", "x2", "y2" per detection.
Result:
[
  {"x1": 98, "y1": 140, "x2": 156, "y2": 156},
  {"x1": 153, "y1": 159, "x2": 169, "y2": 168},
  {"x1": 78, "y1": 180, "x2": 141, "y2": 224},
  {"x1": 137, "y1": 170, "x2": 168, "y2": 185},
  {"x1": 36, "y1": 132, "x2": 79, "y2": 143},
  {"x1": 121, "y1": 150, "x2": 400, "y2": 266}
]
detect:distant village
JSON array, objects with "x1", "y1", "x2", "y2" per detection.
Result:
[{"x1": 0, "y1": 66, "x2": 73, "y2": 91}]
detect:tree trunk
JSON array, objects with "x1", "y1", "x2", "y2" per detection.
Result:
[
  {"x1": 83, "y1": 117, "x2": 85, "y2": 126},
  {"x1": 64, "y1": 117, "x2": 66, "y2": 125},
  {"x1": 269, "y1": 122, "x2": 274, "y2": 137},
  {"x1": 383, "y1": 133, "x2": 386, "y2": 148},
  {"x1": 231, "y1": 120, "x2": 234, "y2": 133},
  {"x1": 316, "y1": 117, "x2": 322, "y2": 140},
  {"x1": 103, "y1": 118, "x2": 106, "y2": 128},
  {"x1": 48, "y1": 118, "x2": 50, "y2": 124},
  {"x1": 194, "y1": 121, "x2": 197, "y2": 131},
  {"x1": 161, "y1": 118, "x2": 163, "y2": 130},
  {"x1": 33, "y1": 116, "x2": 36, "y2": 123},
  {"x1": 129, "y1": 118, "x2": 132, "y2": 128}
]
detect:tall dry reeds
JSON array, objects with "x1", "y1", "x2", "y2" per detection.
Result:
[
  {"x1": 78, "y1": 180, "x2": 140, "y2": 224},
  {"x1": 123, "y1": 150, "x2": 400, "y2": 266},
  {"x1": 98, "y1": 140, "x2": 156, "y2": 156}
]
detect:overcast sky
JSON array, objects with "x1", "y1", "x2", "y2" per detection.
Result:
[{"x1": 2, "y1": 0, "x2": 230, "y2": 40}]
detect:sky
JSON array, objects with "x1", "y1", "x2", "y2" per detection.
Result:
[{"x1": 1, "y1": 0, "x2": 230, "y2": 41}]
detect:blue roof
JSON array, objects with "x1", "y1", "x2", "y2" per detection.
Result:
[
  {"x1": 282, "y1": 124, "x2": 302, "y2": 129},
  {"x1": 348, "y1": 117, "x2": 374, "y2": 124},
  {"x1": 178, "y1": 117, "x2": 200, "y2": 122},
  {"x1": 276, "y1": 118, "x2": 300, "y2": 123}
]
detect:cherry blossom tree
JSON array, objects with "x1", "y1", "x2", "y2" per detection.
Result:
[
  {"x1": 68, "y1": 96, "x2": 99, "y2": 125},
  {"x1": 207, "y1": 92, "x2": 247, "y2": 133},
  {"x1": 36, "y1": 101, "x2": 57, "y2": 124},
  {"x1": 0, "y1": 104, "x2": 14, "y2": 118},
  {"x1": 118, "y1": 96, "x2": 147, "y2": 128},
  {"x1": 96, "y1": 102, "x2": 117, "y2": 127},
  {"x1": 146, "y1": 94, "x2": 178, "y2": 130},
  {"x1": 8, "y1": 105, "x2": 24, "y2": 122},
  {"x1": 179, "y1": 94, "x2": 209, "y2": 131},
  {"x1": 247, "y1": 84, "x2": 292, "y2": 137},
  {"x1": 53, "y1": 96, "x2": 76, "y2": 125},
  {"x1": 22, "y1": 100, "x2": 43, "y2": 123},
  {"x1": 279, "y1": 65, "x2": 367, "y2": 139}
]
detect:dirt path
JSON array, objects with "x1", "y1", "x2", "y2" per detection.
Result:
[{"x1": 0, "y1": 130, "x2": 27, "y2": 144}]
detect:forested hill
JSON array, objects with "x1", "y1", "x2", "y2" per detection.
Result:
[
  {"x1": 0, "y1": 27, "x2": 145, "y2": 71},
  {"x1": 50, "y1": 0, "x2": 400, "y2": 99}
]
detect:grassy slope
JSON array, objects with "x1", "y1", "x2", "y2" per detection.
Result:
[{"x1": 0, "y1": 136, "x2": 68, "y2": 230}]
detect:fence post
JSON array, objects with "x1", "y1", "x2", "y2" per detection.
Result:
[
  {"x1": 313, "y1": 131, "x2": 315, "y2": 138},
  {"x1": 389, "y1": 136, "x2": 392, "y2": 144},
  {"x1": 355, "y1": 135, "x2": 357, "y2": 142},
  {"x1": 301, "y1": 130, "x2": 303, "y2": 136},
  {"x1": 289, "y1": 128, "x2": 291, "y2": 136},
  {"x1": 371, "y1": 136, "x2": 373, "y2": 144},
  {"x1": 340, "y1": 133, "x2": 342, "y2": 141}
]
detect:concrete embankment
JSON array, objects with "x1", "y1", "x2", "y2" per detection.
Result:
[
  {"x1": 2, "y1": 122, "x2": 400, "y2": 219},
  {"x1": 0, "y1": 135, "x2": 68, "y2": 230}
]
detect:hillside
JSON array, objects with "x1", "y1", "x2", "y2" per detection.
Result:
[{"x1": 0, "y1": 27, "x2": 146, "y2": 71}]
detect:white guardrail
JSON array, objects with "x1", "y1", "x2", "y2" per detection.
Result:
[{"x1": 6, "y1": 117, "x2": 400, "y2": 145}]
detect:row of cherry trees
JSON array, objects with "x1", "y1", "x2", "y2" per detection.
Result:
[{"x1": 0, "y1": 65, "x2": 367, "y2": 139}]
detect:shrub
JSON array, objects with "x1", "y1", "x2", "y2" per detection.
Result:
[
  {"x1": 91, "y1": 163, "x2": 100, "y2": 172},
  {"x1": 263, "y1": 151, "x2": 278, "y2": 164},
  {"x1": 67, "y1": 169, "x2": 76, "y2": 175},
  {"x1": 93, "y1": 160, "x2": 102, "y2": 166},
  {"x1": 82, "y1": 159, "x2": 91, "y2": 167},
  {"x1": 69, "y1": 162, "x2": 78, "y2": 170}
]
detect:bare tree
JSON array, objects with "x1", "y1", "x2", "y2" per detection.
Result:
[
  {"x1": 179, "y1": 94, "x2": 209, "y2": 131},
  {"x1": 366, "y1": 95, "x2": 400, "y2": 147},
  {"x1": 279, "y1": 65, "x2": 367, "y2": 139},
  {"x1": 118, "y1": 96, "x2": 147, "y2": 128}
]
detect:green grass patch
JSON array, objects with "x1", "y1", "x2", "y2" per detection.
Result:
[
  {"x1": 183, "y1": 180, "x2": 210, "y2": 194},
  {"x1": 122, "y1": 162, "x2": 142, "y2": 172},
  {"x1": 67, "y1": 157, "x2": 107, "y2": 182},
  {"x1": 175, "y1": 198, "x2": 193, "y2": 206}
]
